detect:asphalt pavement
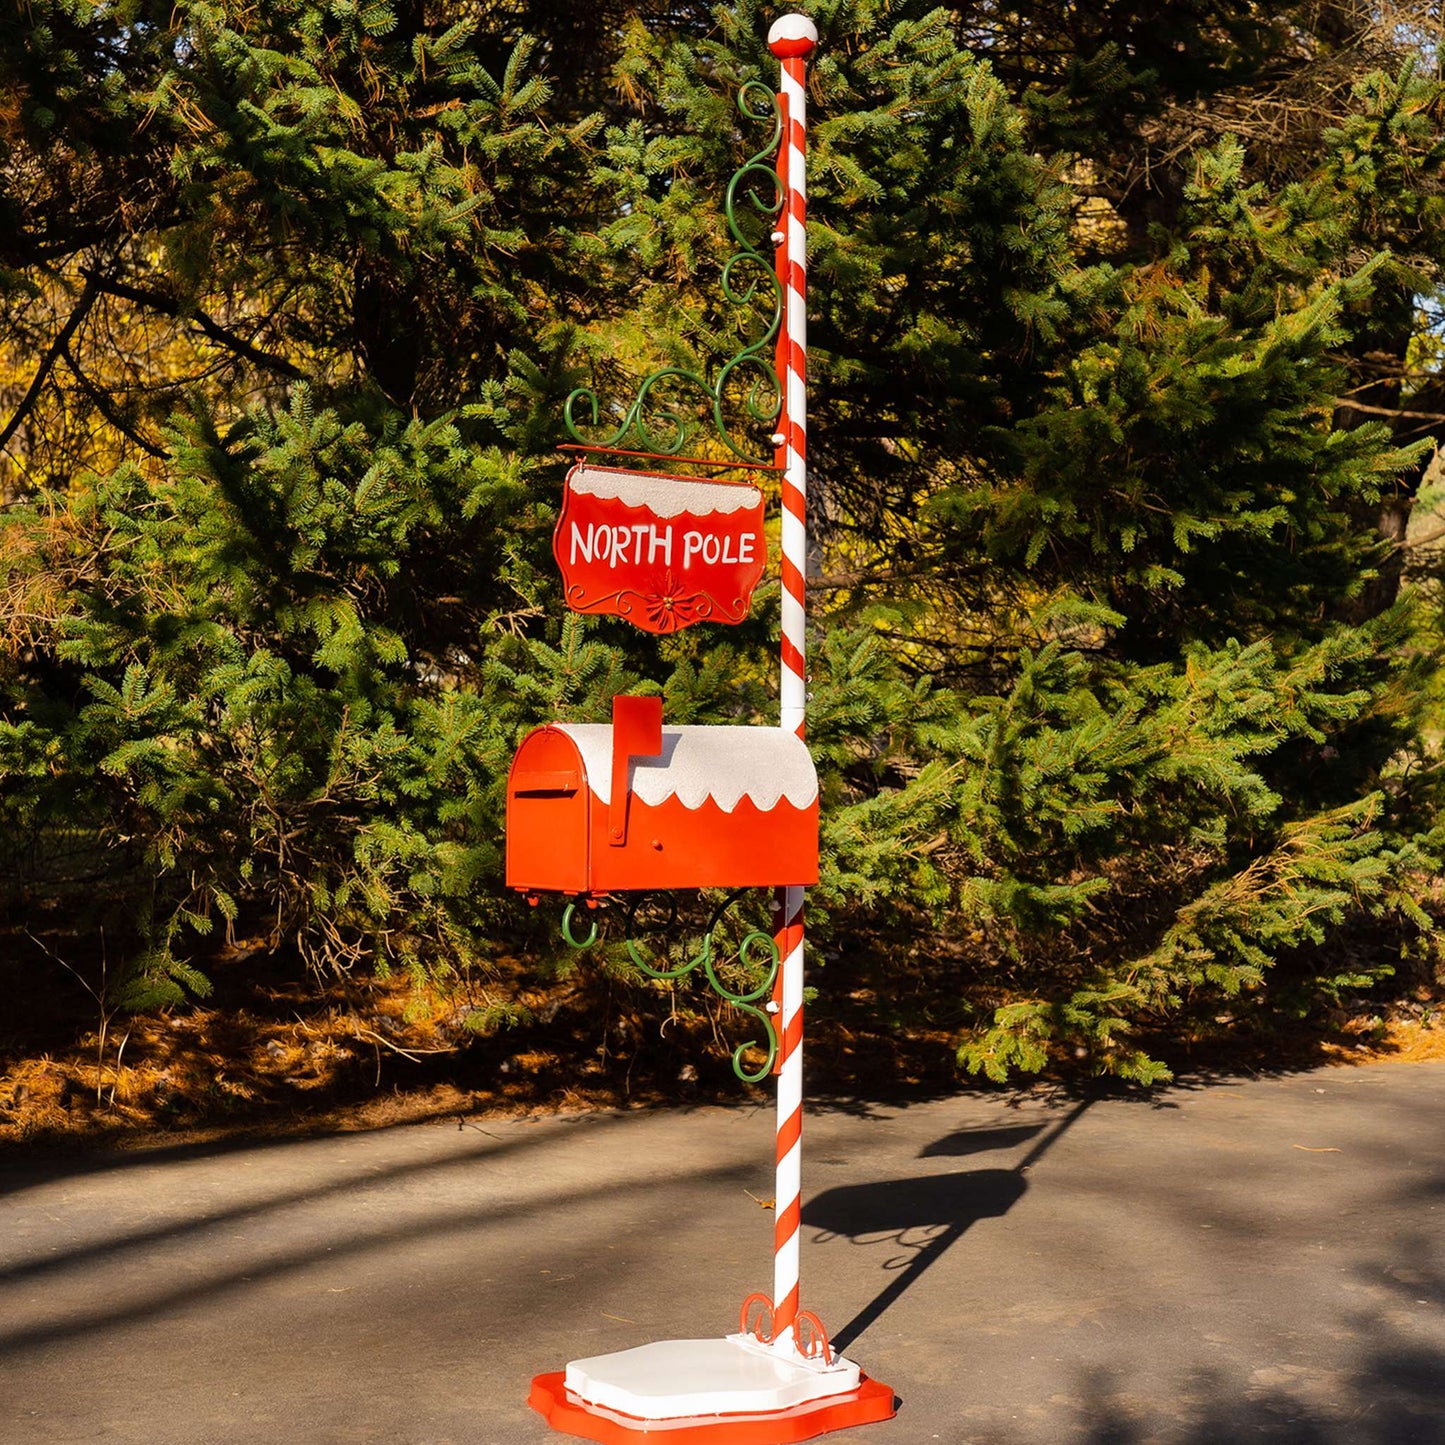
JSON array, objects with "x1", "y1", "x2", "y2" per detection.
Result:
[{"x1": 2, "y1": 1061, "x2": 1442, "y2": 1444}]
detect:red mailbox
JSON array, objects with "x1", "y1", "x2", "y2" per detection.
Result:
[{"x1": 506, "y1": 696, "x2": 818, "y2": 897}]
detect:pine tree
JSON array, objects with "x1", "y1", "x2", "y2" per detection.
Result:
[
  {"x1": 1, "y1": 1, "x2": 1441, "y2": 1079},
  {"x1": 0, "y1": 0, "x2": 603, "y2": 991},
  {"x1": 582, "y1": 2, "x2": 1445, "y2": 1079}
]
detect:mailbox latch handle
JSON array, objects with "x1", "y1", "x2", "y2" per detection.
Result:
[{"x1": 609, "y1": 695, "x2": 663, "y2": 847}]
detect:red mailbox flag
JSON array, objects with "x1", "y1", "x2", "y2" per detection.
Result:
[
  {"x1": 607, "y1": 695, "x2": 663, "y2": 847},
  {"x1": 554, "y1": 465, "x2": 767, "y2": 633}
]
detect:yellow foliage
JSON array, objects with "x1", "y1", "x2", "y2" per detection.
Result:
[{"x1": 0, "y1": 257, "x2": 344, "y2": 500}]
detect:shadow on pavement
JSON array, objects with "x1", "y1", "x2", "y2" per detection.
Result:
[
  {"x1": 1067, "y1": 1337, "x2": 1445, "y2": 1445},
  {"x1": 0, "y1": 1145, "x2": 763, "y2": 1358},
  {"x1": 804, "y1": 1099, "x2": 1090, "y2": 1353},
  {"x1": 919, "y1": 1121, "x2": 1047, "y2": 1157},
  {"x1": 807, "y1": 1168, "x2": 1026, "y2": 1353},
  {"x1": 0, "y1": 1111, "x2": 625, "y2": 1289}
]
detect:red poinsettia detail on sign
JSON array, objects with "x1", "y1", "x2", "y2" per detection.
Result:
[{"x1": 640, "y1": 573, "x2": 711, "y2": 633}]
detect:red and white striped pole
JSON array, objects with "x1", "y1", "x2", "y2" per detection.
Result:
[
  {"x1": 768, "y1": 10, "x2": 816, "y2": 1359},
  {"x1": 531, "y1": 17, "x2": 897, "y2": 1434}
]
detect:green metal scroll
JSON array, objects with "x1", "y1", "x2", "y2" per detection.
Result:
[
  {"x1": 559, "y1": 891, "x2": 781, "y2": 1083},
  {"x1": 560, "y1": 900, "x2": 599, "y2": 949},
  {"x1": 564, "y1": 80, "x2": 784, "y2": 464}
]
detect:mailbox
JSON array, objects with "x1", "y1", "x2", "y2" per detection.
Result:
[{"x1": 506, "y1": 696, "x2": 818, "y2": 897}]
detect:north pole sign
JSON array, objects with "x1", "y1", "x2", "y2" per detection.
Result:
[{"x1": 553, "y1": 464, "x2": 767, "y2": 634}]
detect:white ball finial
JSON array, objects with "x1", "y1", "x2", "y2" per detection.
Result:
[{"x1": 768, "y1": 14, "x2": 818, "y2": 59}]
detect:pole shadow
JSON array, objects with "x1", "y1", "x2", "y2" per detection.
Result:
[{"x1": 804, "y1": 1099, "x2": 1089, "y2": 1353}]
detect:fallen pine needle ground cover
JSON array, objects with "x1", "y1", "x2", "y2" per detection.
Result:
[{"x1": 2, "y1": 927, "x2": 1441, "y2": 1154}]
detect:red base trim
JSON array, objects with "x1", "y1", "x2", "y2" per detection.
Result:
[{"x1": 527, "y1": 1372, "x2": 896, "y2": 1443}]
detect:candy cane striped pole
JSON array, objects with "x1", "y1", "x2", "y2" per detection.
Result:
[
  {"x1": 768, "y1": 11, "x2": 816, "y2": 1358},
  {"x1": 772, "y1": 16, "x2": 812, "y2": 744}
]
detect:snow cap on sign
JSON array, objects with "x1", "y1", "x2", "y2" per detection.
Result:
[
  {"x1": 568, "y1": 466, "x2": 763, "y2": 520},
  {"x1": 554, "y1": 724, "x2": 817, "y2": 813}
]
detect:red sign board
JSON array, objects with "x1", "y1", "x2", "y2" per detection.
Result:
[{"x1": 553, "y1": 465, "x2": 768, "y2": 633}]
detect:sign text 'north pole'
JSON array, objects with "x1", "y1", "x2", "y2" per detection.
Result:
[{"x1": 553, "y1": 466, "x2": 768, "y2": 634}]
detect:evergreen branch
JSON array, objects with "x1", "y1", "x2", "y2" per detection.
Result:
[
  {"x1": 1334, "y1": 399, "x2": 1445, "y2": 422},
  {"x1": 1399, "y1": 522, "x2": 1445, "y2": 551},
  {"x1": 59, "y1": 342, "x2": 170, "y2": 460},
  {"x1": 808, "y1": 563, "x2": 996, "y2": 592},
  {"x1": 1337, "y1": 368, "x2": 1445, "y2": 389},
  {"x1": 80, "y1": 272, "x2": 306, "y2": 381},
  {"x1": 9, "y1": 226, "x2": 130, "y2": 263},
  {"x1": 0, "y1": 274, "x2": 101, "y2": 457}
]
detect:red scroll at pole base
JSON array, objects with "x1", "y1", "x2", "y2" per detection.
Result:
[
  {"x1": 528, "y1": 1372, "x2": 898, "y2": 1444},
  {"x1": 554, "y1": 465, "x2": 768, "y2": 634}
]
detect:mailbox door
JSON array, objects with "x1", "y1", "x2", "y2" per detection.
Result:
[{"x1": 506, "y1": 728, "x2": 589, "y2": 894}]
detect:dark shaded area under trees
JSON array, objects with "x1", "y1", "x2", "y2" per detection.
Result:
[{"x1": 1, "y1": 0, "x2": 1443, "y2": 1135}]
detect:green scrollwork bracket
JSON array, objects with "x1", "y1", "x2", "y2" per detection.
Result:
[
  {"x1": 565, "y1": 79, "x2": 784, "y2": 464},
  {"x1": 560, "y1": 900, "x2": 599, "y2": 949},
  {"x1": 705, "y1": 930, "x2": 782, "y2": 1083},
  {"x1": 626, "y1": 920, "x2": 780, "y2": 1083},
  {"x1": 560, "y1": 892, "x2": 781, "y2": 1083}
]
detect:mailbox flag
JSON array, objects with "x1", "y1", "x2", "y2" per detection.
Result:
[{"x1": 554, "y1": 465, "x2": 768, "y2": 633}]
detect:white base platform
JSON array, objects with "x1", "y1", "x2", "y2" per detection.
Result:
[{"x1": 564, "y1": 1335, "x2": 863, "y2": 1419}]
